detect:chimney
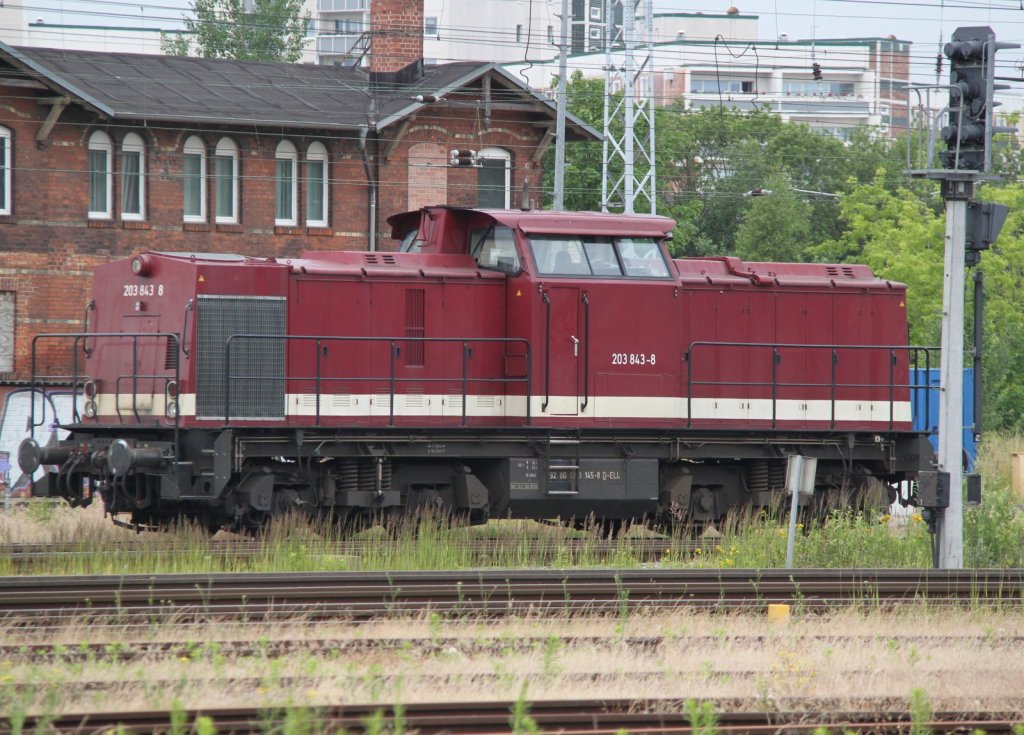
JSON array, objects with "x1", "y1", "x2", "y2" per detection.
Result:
[{"x1": 370, "y1": 0, "x2": 424, "y2": 83}]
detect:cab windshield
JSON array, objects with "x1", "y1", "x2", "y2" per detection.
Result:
[{"x1": 529, "y1": 235, "x2": 671, "y2": 278}]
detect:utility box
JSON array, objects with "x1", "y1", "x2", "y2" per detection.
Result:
[{"x1": 918, "y1": 470, "x2": 951, "y2": 509}]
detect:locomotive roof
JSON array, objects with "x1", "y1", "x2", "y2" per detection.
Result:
[{"x1": 478, "y1": 208, "x2": 676, "y2": 237}]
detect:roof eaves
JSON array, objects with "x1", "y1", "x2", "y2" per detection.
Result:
[{"x1": 0, "y1": 42, "x2": 114, "y2": 117}]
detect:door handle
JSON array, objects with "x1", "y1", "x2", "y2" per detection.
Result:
[{"x1": 571, "y1": 335, "x2": 579, "y2": 357}]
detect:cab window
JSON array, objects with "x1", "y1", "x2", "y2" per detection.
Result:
[
  {"x1": 531, "y1": 236, "x2": 590, "y2": 275},
  {"x1": 470, "y1": 226, "x2": 520, "y2": 274},
  {"x1": 583, "y1": 238, "x2": 622, "y2": 276},
  {"x1": 529, "y1": 234, "x2": 670, "y2": 278},
  {"x1": 618, "y1": 238, "x2": 671, "y2": 277},
  {"x1": 398, "y1": 228, "x2": 422, "y2": 252}
]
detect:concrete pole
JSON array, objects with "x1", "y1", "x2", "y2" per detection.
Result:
[
  {"x1": 937, "y1": 179, "x2": 970, "y2": 569},
  {"x1": 553, "y1": 0, "x2": 569, "y2": 210}
]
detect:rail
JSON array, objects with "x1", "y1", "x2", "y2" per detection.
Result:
[
  {"x1": 222, "y1": 335, "x2": 531, "y2": 426},
  {"x1": 685, "y1": 342, "x2": 939, "y2": 430}
]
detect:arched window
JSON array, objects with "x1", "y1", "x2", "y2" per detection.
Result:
[
  {"x1": 120, "y1": 132, "x2": 145, "y2": 220},
  {"x1": 305, "y1": 141, "x2": 328, "y2": 227},
  {"x1": 214, "y1": 137, "x2": 239, "y2": 224},
  {"x1": 87, "y1": 130, "x2": 112, "y2": 219},
  {"x1": 477, "y1": 146, "x2": 511, "y2": 209},
  {"x1": 275, "y1": 140, "x2": 297, "y2": 226},
  {"x1": 0, "y1": 126, "x2": 10, "y2": 216},
  {"x1": 183, "y1": 135, "x2": 206, "y2": 222}
]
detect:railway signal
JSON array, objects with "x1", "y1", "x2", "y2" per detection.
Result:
[{"x1": 939, "y1": 26, "x2": 1019, "y2": 173}]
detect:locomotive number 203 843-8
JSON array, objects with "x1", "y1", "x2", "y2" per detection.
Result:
[
  {"x1": 123, "y1": 283, "x2": 164, "y2": 297},
  {"x1": 611, "y1": 353, "x2": 656, "y2": 366}
]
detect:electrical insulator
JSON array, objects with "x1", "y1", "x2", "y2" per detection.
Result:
[
  {"x1": 448, "y1": 149, "x2": 478, "y2": 167},
  {"x1": 811, "y1": 62, "x2": 822, "y2": 81}
]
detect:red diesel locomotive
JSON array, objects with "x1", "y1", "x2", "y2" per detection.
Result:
[{"x1": 19, "y1": 206, "x2": 932, "y2": 532}]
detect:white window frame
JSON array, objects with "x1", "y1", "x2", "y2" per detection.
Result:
[
  {"x1": 424, "y1": 16, "x2": 438, "y2": 37},
  {"x1": 214, "y1": 137, "x2": 239, "y2": 224},
  {"x1": 183, "y1": 136, "x2": 207, "y2": 223},
  {"x1": 120, "y1": 132, "x2": 145, "y2": 221},
  {"x1": 0, "y1": 290, "x2": 13, "y2": 373},
  {"x1": 477, "y1": 147, "x2": 511, "y2": 209},
  {"x1": 275, "y1": 140, "x2": 298, "y2": 227},
  {"x1": 0, "y1": 126, "x2": 10, "y2": 216},
  {"x1": 87, "y1": 130, "x2": 113, "y2": 220},
  {"x1": 305, "y1": 141, "x2": 328, "y2": 228}
]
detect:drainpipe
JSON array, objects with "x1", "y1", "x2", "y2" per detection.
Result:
[{"x1": 360, "y1": 125, "x2": 377, "y2": 252}]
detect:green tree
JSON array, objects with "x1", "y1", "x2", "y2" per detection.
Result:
[
  {"x1": 162, "y1": 0, "x2": 311, "y2": 63},
  {"x1": 733, "y1": 179, "x2": 813, "y2": 262}
]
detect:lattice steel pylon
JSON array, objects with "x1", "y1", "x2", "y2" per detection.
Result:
[{"x1": 601, "y1": 0, "x2": 656, "y2": 214}]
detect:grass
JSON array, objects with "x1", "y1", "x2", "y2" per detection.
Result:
[{"x1": 1, "y1": 433, "x2": 1023, "y2": 575}]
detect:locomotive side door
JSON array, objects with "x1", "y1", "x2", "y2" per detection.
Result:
[{"x1": 545, "y1": 286, "x2": 581, "y2": 415}]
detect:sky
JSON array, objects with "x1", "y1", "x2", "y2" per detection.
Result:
[{"x1": 22, "y1": 0, "x2": 1024, "y2": 102}]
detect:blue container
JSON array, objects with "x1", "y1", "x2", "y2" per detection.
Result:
[{"x1": 910, "y1": 368, "x2": 977, "y2": 471}]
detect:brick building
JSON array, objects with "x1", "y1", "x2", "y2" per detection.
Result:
[{"x1": 0, "y1": 0, "x2": 597, "y2": 397}]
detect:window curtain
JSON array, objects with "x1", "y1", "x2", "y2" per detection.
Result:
[
  {"x1": 214, "y1": 155, "x2": 234, "y2": 219},
  {"x1": 306, "y1": 159, "x2": 324, "y2": 222},
  {"x1": 121, "y1": 151, "x2": 141, "y2": 214},
  {"x1": 88, "y1": 149, "x2": 108, "y2": 213},
  {"x1": 184, "y1": 153, "x2": 202, "y2": 217},
  {"x1": 276, "y1": 158, "x2": 294, "y2": 221}
]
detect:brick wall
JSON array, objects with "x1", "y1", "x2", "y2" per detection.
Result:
[
  {"x1": 0, "y1": 76, "x2": 549, "y2": 380},
  {"x1": 370, "y1": 0, "x2": 425, "y2": 74}
]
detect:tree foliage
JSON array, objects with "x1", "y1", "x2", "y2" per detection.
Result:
[{"x1": 162, "y1": 0, "x2": 311, "y2": 63}]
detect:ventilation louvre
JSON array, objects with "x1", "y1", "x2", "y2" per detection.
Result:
[{"x1": 195, "y1": 296, "x2": 286, "y2": 419}]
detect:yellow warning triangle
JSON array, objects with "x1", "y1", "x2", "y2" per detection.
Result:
[
  {"x1": 899, "y1": 300, "x2": 904, "y2": 307},
  {"x1": 198, "y1": 274, "x2": 205, "y2": 282},
  {"x1": 515, "y1": 289, "x2": 522, "y2": 297}
]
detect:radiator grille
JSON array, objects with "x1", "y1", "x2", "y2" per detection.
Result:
[{"x1": 196, "y1": 296, "x2": 286, "y2": 420}]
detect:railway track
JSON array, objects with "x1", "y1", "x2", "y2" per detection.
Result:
[
  {"x1": 5, "y1": 699, "x2": 1022, "y2": 735},
  {"x1": 0, "y1": 568, "x2": 1020, "y2": 621}
]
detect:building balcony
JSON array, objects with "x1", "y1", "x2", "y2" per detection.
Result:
[
  {"x1": 318, "y1": 0, "x2": 367, "y2": 11},
  {"x1": 317, "y1": 34, "x2": 361, "y2": 55}
]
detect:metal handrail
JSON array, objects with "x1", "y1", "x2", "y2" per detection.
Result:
[
  {"x1": 29, "y1": 331, "x2": 183, "y2": 459},
  {"x1": 684, "y1": 341, "x2": 940, "y2": 430},
  {"x1": 222, "y1": 334, "x2": 532, "y2": 427}
]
